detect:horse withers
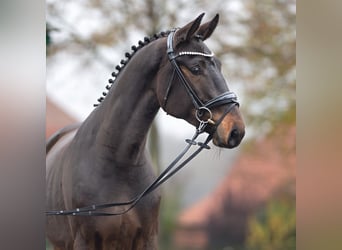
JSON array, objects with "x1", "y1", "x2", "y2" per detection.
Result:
[{"x1": 46, "y1": 13, "x2": 245, "y2": 250}]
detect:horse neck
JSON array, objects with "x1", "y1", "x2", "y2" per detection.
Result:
[{"x1": 89, "y1": 41, "x2": 164, "y2": 164}]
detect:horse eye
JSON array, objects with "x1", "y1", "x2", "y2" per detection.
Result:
[{"x1": 190, "y1": 65, "x2": 201, "y2": 75}]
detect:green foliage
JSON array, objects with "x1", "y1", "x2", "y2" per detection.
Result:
[
  {"x1": 46, "y1": 22, "x2": 54, "y2": 47},
  {"x1": 158, "y1": 190, "x2": 182, "y2": 250},
  {"x1": 46, "y1": 30, "x2": 51, "y2": 47},
  {"x1": 245, "y1": 196, "x2": 296, "y2": 250},
  {"x1": 46, "y1": 238, "x2": 52, "y2": 250}
]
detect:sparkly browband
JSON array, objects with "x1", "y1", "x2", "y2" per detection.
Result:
[{"x1": 177, "y1": 51, "x2": 214, "y2": 57}]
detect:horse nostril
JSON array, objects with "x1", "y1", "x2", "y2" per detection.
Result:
[
  {"x1": 231, "y1": 129, "x2": 239, "y2": 138},
  {"x1": 227, "y1": 128, "x2": 243, "y2": 148}
]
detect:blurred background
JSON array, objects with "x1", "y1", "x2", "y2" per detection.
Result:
[{"x1": 46, "y1": 0, "x2": 295, "y2": 249}]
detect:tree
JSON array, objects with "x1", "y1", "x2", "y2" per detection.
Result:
[{"x1": 246, "y1": 194, "x2": 296, "y2": 250}]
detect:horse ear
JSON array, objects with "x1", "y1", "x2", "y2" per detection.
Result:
[
  {"x1": 196, "y1": 13, "x2": 219, "y2": 41},
  {"x1": 174, "y1": 13, "x2": 205, "y2": 47}
]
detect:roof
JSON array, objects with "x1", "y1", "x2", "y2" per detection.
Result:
[{"x1": 46, "y1": 98, "x2": 78, "y2": 138}]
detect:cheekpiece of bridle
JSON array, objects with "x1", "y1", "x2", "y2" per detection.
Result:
[{"x1": 46, "y1": 29, "x2": 240, "y2": 217}]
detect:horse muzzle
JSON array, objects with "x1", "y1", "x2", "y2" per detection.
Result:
[{"x1": 211, "y1": 107, "x2": 245, "y2": 149}]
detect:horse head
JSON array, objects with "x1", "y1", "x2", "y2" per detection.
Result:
[{"x1": 157, "y1": 13, "x2": 245, "y2": 148}]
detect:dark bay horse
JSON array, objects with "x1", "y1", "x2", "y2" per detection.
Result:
[{"x1": 46, "y1": 13, "x2": 245, "y2": 250}]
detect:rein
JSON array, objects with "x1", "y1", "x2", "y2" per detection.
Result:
[
  {"x1": 46, "y1": 30, "x2": 239, "y2": 217},
  {"x1": 46, "y1": 125, "x2": 213, "y2": 216}
]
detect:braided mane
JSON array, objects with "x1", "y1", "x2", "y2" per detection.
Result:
[{"x1": 94, "y1": 30, "x2": 172, "y2": 107}]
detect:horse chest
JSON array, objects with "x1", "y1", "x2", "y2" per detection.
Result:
[
  {"x1": 76, "y1": 160, "x2": 161, "y2": 220},
  {"x1": 77, "y1": 187, "x2": 160, "y2": 249}
]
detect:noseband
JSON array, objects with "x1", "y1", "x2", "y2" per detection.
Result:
[
  {"x1": 165, "y1": 29, "x2": 239, "y2": 130},
  {"x1": 46, "y1": 30, "x2": 241, "y2": 217}
]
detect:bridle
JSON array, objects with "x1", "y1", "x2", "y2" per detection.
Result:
[
  {"x1": 46, "y1": 30, "x2": 240, "y2": 217},
  {"x1": 164, "y1": 29, "x2": 239, "y2": 127}
]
